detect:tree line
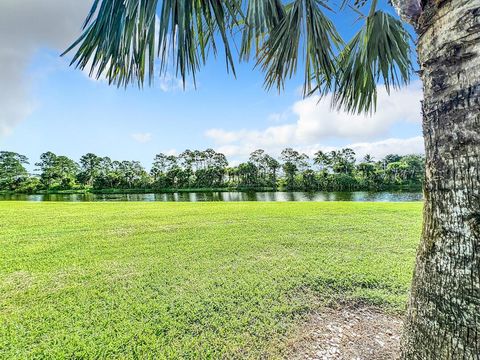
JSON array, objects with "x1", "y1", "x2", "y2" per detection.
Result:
[{"x1": 0, "y1": 148, "x2": 424, "y2": 193}]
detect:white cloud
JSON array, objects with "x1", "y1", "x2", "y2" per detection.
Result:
[
  {"x1": 158, "y1": 73, "x2": 184, "y2": 92},
  {"x1": 206, "y1": 82, "x2": 422, "y2": 149},
  {"x1": 205, "y1": 82, "x2": 424, "y2": 161},
  {"x1": 0, "y1": 0, "x2": 93, "y2": 137},
  {"x1": 267, "y1": 110, "x2": 291, "y2": 123},
  {"x1": 131, "y1": 132, "x2": 153, "y2": 144},
  {"x1": 211, "y1": 136, "x2": 424, "y2": 164},
  {"x1": 292, "y1": 82, "x2": 422, "y2": 142},
  {"x1": 347, "y1": 136, "x2": 424, "y2": 160},
  {"x1": 297, "y1": 136, "x2": 425, "y2": 160}
]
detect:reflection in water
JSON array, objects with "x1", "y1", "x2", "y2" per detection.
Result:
[{"x1": 0, "y1": 191, "x2": 423, "y2": 202}]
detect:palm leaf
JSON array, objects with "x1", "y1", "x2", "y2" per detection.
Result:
[
  {"x1": 63, "y1": 0, "x2": 241, "y2": 87},
  {"x1": 240, "y1": 0, "x2": 285, "y2": 60},
  {"x1": 64, "y1": 0, "x2": 413, "y2": 116},
  {"x1": 257, "y1": 0, "x2": 343, "y2": 95},
  {"x1": 331, "y1": 10, "x2": 413, "y2": 114}
]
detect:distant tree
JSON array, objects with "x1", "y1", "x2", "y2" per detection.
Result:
[
  {"x1": 195, "y1": 149, "x2": 228, "y2": 187},
  {"x1": 0, "y1": 151, "x2": 29, "y2": 191},
  {"x1": 118, "y1": 161, "x2": 150, "y2": 188},
  {"x1": 384, "y1": 154, "x2": 403, "y2": 164},
  {"x1": 381, "y1": 154, "x2": 403, "y2": 172},
  {"x1": 386, "y1": 161, "x2": 408, "y2": 184},
  {"x1": 356, "y1": 161, "x2": 378, "y2": 189},
  {"x1": 363, "y1": 154, "x2": 374, "y2": 163},
  {"x1": 178, "y1": 150, "x2": 196, "y2": 185},
  {"x1": 94, "y1": 156, "x2": 113, "y2": 188},
  {"x1": 384, "y1": 154, "x2": 425, "y2": 187},
  {"x1": 178, "y1": 149, "x2": 195, "y2": 171},
  {"x1": 151, "y1": 153, "x2": 177, "y2": 188},
  {"x1": 330, "y1": 148, "x2": 355, "y2": 175},
  {"x1": 56, "y1": 156, "x2": 79, "y2": 189},
  {"x1": 107, "y1": 160, "x2": 124, "y2": 188},
  {"x1": 151, "y1": 153, "x2": 167, "y2": 181},
  {"x1": 249, "y1": 149, "x2": 268, "y2": 186},
  {"x1": 35, "y1": 152, "x2": 57, "y2": 189},
  {"x1": 224, "y1": 167, "x2": 237, "y2": 186},
  {"x1": 16, "y1": 176, "x2": 41, "y2": 193},
  {"x1": 401, "y1": 155, "x2": 424, "y2": 184},
  {"x1": 35, "y1": 152, "x2": 79, "y2": 190},
  {"x1": 237, "y1": 162, "x2": 257, "y2": 188},
  {"x1": 281, "y1": 148, "x2": 309, "y2": 189},
  {"x1": 194, "y1": 150, "x2": 206, "y2": 170},
  {"x1": 357, "y1": 161, "x2": 376, "y2": 179},
  {"x1": 78, "y1": 153, "x2": 102, "y2": 186},
  {"x1": 302, "y1": 169, "x2": 317, "y2": 190},
  {"x1": 264, "y1": 155, "x2": 280, "y2": 188},
  {"x1": 210, "y1": 152, "x2": 228, "y2": 187},
  {"x1": 313, "y1": 150, "x2": 331, "y2": 171}
]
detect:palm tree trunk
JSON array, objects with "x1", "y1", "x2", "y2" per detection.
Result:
[{"x1": 400, "y1": 0, "x2": 480, "y2": 358}]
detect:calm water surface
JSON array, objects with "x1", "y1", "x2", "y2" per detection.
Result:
[{"x1": 0, "y1": 191, "x2": 423, "y2": 202}]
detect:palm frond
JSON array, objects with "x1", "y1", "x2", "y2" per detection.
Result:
[
  {"x1": 63, "y1": 0, "x2": 241, "y2": 87},
  {"x1": 64, "y1": 0, "x2": 414, "y2": 117},
  {"x1": 239, "y1": 0, "x2": 285, "y2": 60},
  {"x1": 332, "y1": 10, "x2": 413, "y2": 114},
  {"x1": 257, "y1": 0, "x2": 343, "y2": 95}
]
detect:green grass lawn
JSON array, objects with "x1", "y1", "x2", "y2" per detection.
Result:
[{"x1": 0, "y1": 202, "x2": 422, "y2": 359}]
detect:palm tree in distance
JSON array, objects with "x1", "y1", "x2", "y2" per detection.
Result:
[{"x1": 65, "y1": 0, "x2": 479, "y2": 358}]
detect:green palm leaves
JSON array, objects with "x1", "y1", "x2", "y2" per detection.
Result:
[
  {"x1": 63, "y1": 0, "x2": 159, "y2": 87},
  {"x1": 333, "y1": 10, "x2": 413, "y2": 113},
  {"x1": 65, "y1": 0, "x2": 413, "y2": 114},
  {"x1": 240, "y1": 0, "x2": 285, "y2": 59},
  {"x1": 63, "y1": 0, "x2": 240, "y2": 87},
  {"x1": 257, "y1": 0, "x2": 342, "y2": 95},
  {"x1": 157, "y1": 0, "x2": 240, "y2": 85}
]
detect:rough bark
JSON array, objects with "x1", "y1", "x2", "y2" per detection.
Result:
[
  {"x1": 391, "y1": 0, "x2": 422, "y2": 24},
  {"x1": 400, "y1": 0, "x2": 480, "y2": 358}
]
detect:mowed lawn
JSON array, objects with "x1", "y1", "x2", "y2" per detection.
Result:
[{"x1": 0, "y1": 202, "x2": 422, "y2": 359}]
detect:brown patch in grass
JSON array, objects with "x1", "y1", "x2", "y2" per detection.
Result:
[
  {"x1": 287, "y1": 302, "x2": 403, "y2": 359},
  {"x1": 1, "y1": 270, "x2": 34, "y2": 294}
]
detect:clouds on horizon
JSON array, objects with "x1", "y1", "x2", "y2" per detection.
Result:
[
  {"x1": 208, "y1": 136, "x2": 424, "y2": 163},
  {"x1": 205, "y1": 82, "x2": 424, "y2": 161}
]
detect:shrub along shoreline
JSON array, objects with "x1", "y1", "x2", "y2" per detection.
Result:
[{"x1": 0, "y1": 148, "x2": 424, "y2": 194}]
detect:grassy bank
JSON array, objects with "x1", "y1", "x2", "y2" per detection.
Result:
[{"x1": 0, "y1": 202, "x2": 422, "y2": 358}]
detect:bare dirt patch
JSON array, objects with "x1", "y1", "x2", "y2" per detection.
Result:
[{"x1": 287, "y1": 303, "x2": 403, "y2": 360}]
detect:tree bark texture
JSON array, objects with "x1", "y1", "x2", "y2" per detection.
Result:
[{"x1": 400, "y1": 0, "x2": 480, "y2": 358}]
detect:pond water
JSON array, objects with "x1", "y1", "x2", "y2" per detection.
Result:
[{"x1": 0, "y1": 191, "x2": 423, "y2": 202}]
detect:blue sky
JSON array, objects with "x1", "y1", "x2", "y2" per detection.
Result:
[{"x1": 0, "y1": 1, "x2": 423, "y2": 172}]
